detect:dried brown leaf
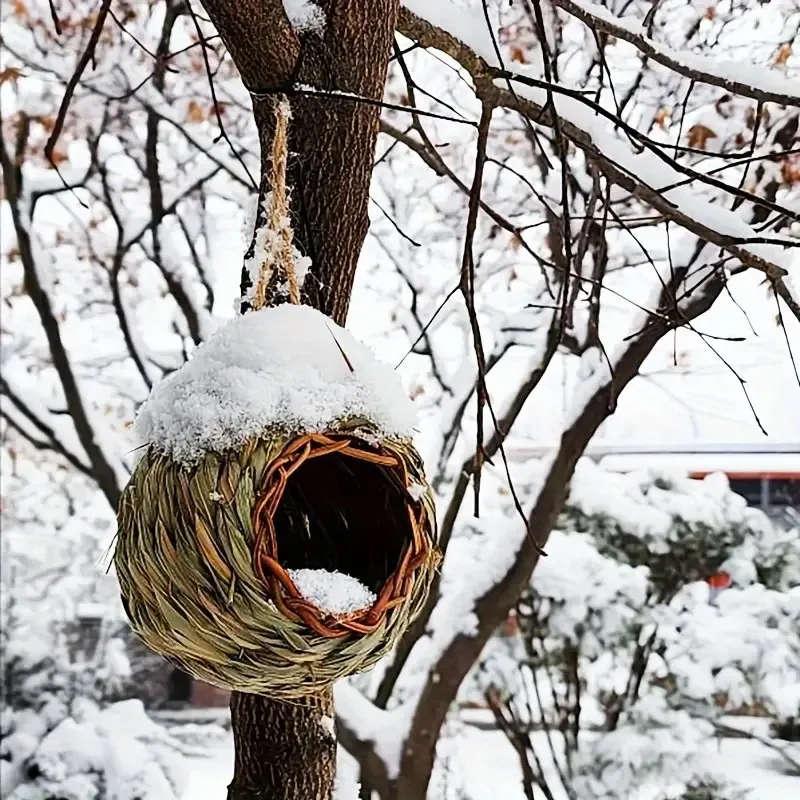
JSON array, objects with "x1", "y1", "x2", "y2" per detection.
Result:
[
  {"x1": 186, "y1": 99, "x2": 205, "y2": 123},
  {"x1": 0, "y1": 67, "x2": 25, "y2": 87},
  {"x1": 687, "y1": 124, "x2": 718, "y2": 150},
  {"x1": 510, "y1": 46, "x2": 528, "y2": 64},
  {"x1": 774, "y1": 44, "x2": 792, "y2": 65}
]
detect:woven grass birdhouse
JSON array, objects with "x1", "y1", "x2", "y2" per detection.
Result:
[
  {"x1": 115, "y1": 99, "x2": 437, "y2": 697},
  {"x1": 114, "y1": 303, "x2": 439, "y2": 697}
]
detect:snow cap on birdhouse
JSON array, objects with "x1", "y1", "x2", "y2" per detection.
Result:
[{"x1": 114, "y1": 303, "x2": 439, "y2": 697}]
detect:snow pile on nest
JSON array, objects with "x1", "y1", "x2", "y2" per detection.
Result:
[
  {"x1": 288, "y1": 568, "x2": 376, "y2": 615},
  {"x1": 134, "y1": 305, "x2": 417, "y2": 464}
]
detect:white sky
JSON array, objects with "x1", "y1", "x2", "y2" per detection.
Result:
[{"x1": 349, "y1": 245, "x2": 800, "y2": 451}]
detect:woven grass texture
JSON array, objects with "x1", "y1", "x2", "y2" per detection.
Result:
[{"x1": 114, "y1": 424, "x2": 439, "y2": 697}]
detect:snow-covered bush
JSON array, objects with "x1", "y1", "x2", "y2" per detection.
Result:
[
  {"x1": 562, "y1": 463, "x2": 770, "y2": 597},
  {"x1": 2, "y1": 593, "x2": 130, "y2": 712},
  {"x1": 571, "y1": 692, "x2": 714, "y2": 799},
  {"x1": 479, "y1": 464, "x2": 800, "y2": 799},
  {"x1": 4, "y1": 700, "x2": 187, "y2": 800},
  {"x1": 1, "y1": 582, "x2": 187, "y2": 799},
  {"x1": 655, "y1": 582, "x2": 800, "y2": 717}
]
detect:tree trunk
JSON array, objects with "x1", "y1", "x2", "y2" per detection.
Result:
[
  {"x1": 227, "y1": 689, "x2": 336, "y2": 800},
  {"x1": 194, "y1": 1, "x2": 400, "y2": 797},
  {"x1": 384, "y1": 274, "x2": 732, "y2": 800},
  {"x1": 200, "y1": 0, "x2": 399, "y2": 322}
]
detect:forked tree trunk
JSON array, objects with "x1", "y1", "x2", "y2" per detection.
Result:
[{"x1": 195, "y1": 1, "x2": 399, "y2": 797}]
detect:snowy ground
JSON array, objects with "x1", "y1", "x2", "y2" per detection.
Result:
[{"x1": 183, "y1": 720, "x2": 799, "y2": 800}]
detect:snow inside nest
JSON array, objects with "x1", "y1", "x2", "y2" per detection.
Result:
[
  {"x1": 134, "y1": 304, "x2": 417, "y2": 465},
  {"x1": 288, "y1": 568, "x2": 376, "y2": 615}
]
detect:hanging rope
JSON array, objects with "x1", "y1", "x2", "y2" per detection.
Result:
[{"x1": 251, "y1": 98, "x2": 301, "y2": 310}]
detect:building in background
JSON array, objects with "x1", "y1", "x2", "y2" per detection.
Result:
[
  {"x1": 508, "y1": 442, "x2": 800, "y2": 518},
  {"x1": 125, "y1": 638, "x2": 230, "y2": 710},
  {"x1": 72, "y1": 603, "x2": 230, "y2": 710}
]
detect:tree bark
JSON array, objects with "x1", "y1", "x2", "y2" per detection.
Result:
[
  {"x1": 228, "y1": 689, "x2": 337, "y2": 800},
  {"x1": 194, "y1": 1, "x2": 400, "y2": 797},
  {"x1": 200, "y1": 0, "x2": 399, "y2": 323}
]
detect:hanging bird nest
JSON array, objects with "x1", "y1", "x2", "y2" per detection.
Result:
[
  {"x1": 115, "y1": 420, "x2": 439, "y2": 697},
  {"x1": 113, "y1": 97, "x2": 439, "y2": 697}
]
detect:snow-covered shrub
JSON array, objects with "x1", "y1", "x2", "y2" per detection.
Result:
[
  {"x1": 480, "y1": 465, "x2": 799, "y2": 799},
  {"x1": 1, "y1": 442, "x2": 194, "y2": 798},
  {"x1": 729, "y1": 518, "x2": 800, "y2": 592},
  {"x1": 5, "y1": 700, "x2": 187, "y2": 800},
  {"x1": 563, "y1": 463, "x2": 765, "y2": 597},
  {"x1": 571, "y1": 692, "x2": 714, "y2": 798},
  {"x1": 1, "y1": 598, "x2": 130, "y2": 713},
  {"x1": 1, "y1": 584, "x2": 187, "y2": 799},
  {"x1": 655, "y1": 582, "x2": 800, "y2": 717}
]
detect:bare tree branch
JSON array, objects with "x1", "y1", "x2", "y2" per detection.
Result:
[
  {"x1": 0, "y1": 117, "x2": 123, "y2": 510},
  {"x1": 0, "y1": 379, "x2": 93, "y2": 476}
]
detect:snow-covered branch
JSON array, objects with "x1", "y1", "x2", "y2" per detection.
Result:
[
  {"x1": 555, "y1": 0, "x2": 800, "y2": 107},
  {"x1": 396, "y1": 3, "x2": 799, "y2": 322},
  {"x1": 342, "y1": 254, "x2": 736, "y2": 795}
]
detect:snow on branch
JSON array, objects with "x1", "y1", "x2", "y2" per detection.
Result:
[
  {"x1": 121, "y1": 163, "x2": 228, "y2": 252},
  {"x1": 127, "y1": 84, "x2": 256, "y2": 190},
  {"x1": 555, "y1": 0, "x2": 800, "y2": 107},
  {"x1": 401, "y1": 0, "x2": 500, "y2": 65},
  {"x1": 334, "y1": 682, "x2": 412, "y2": 786},
  {"x1": 408, "y1": 503, "x2": 544, "y2": 682},
  {"x1": 495, "y1": 77, "x2": 793, "y2": 268},
  {"x1": 396, "y1": 2, "x2": 800, "y2": 322}
]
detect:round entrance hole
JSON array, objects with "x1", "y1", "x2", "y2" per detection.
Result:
[{"x1": 271, "y1": 447, "x2": 410, "y2": 595}]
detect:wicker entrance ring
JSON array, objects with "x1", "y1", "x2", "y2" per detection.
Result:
[{"x1": 253, "y1": 432, "x2": 433, "y2": 638}]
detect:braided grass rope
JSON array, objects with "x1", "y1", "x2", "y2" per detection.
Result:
[{"x1": 114, "y1": 422, "x2": 439, "y2": 698}]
